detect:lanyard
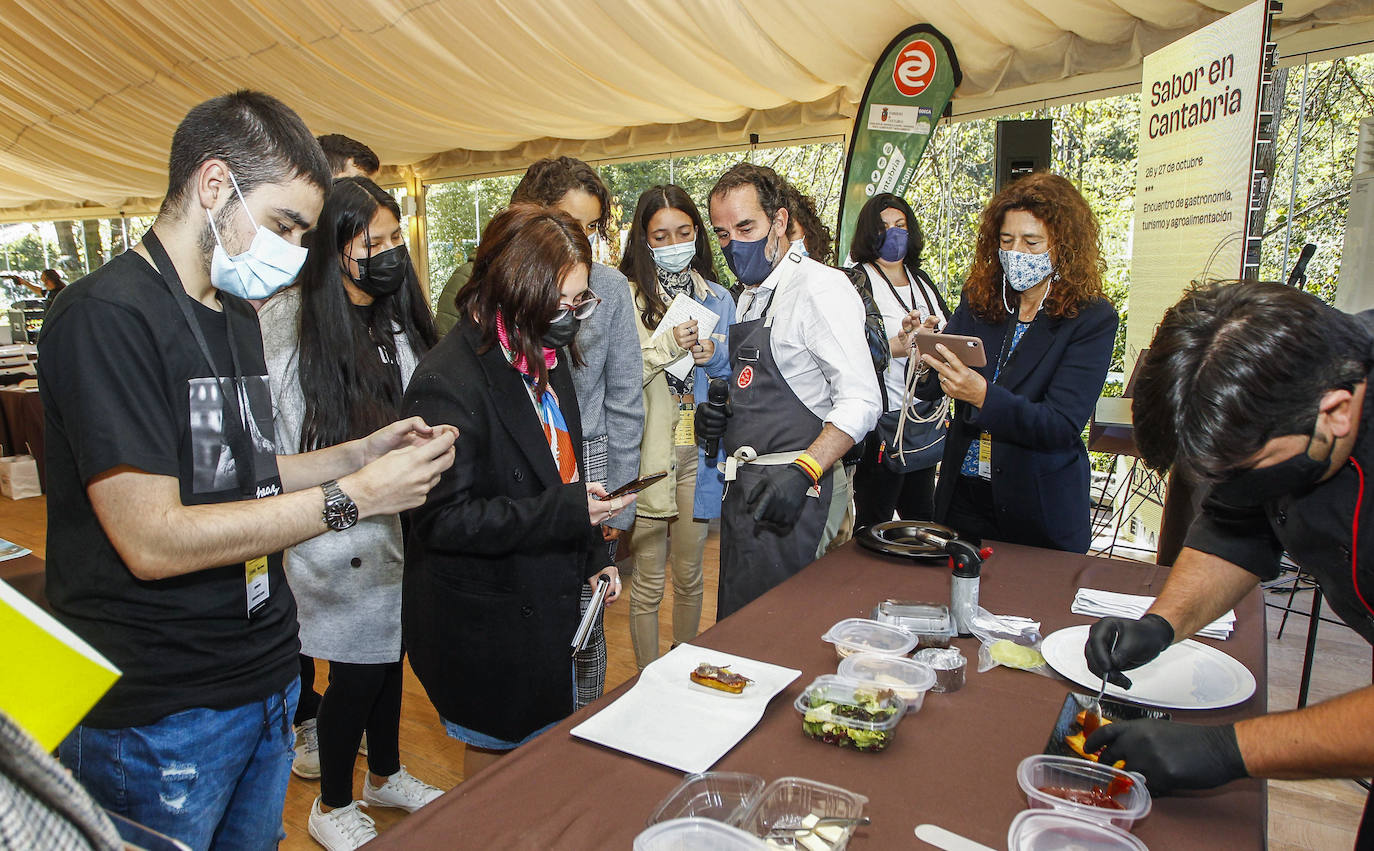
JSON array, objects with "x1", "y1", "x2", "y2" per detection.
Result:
[
  {"x1": 870, "y1": 263, "x2": 937, "y2": 319},
  {"x1": 142, "y1": 231, "x2": 255, "y2": 496},
  {"x1": 993, "y1": 316, "x2": 1030, "y2": 383}
]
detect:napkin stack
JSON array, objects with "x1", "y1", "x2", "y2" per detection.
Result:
[{"x1": 1072, "y1": 588, "x2": 1235, "y2": 640}]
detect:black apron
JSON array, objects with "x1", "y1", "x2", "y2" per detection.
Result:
[{"x1": 718, "y1": 255, "x2": 833, "y2": 619}]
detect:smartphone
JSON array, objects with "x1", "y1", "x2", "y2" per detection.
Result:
[
  {"x1": 914, "y1": 329, "x2": 987, "y2": 368},
  {"x1": 605, "y1": 471, "x2": 668, "y2": 499}
]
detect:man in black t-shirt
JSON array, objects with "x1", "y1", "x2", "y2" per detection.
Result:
[
  {"x1": 1081, "y1": 282, "x2": 1374, "y2": 840},
  {"x1": 39, "y1": 91, "x2": 456, "y2": 851}
]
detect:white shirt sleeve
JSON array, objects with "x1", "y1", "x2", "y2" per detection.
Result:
[{"x1": 798, "y1": 268, "x2": 882, "y2": 443}]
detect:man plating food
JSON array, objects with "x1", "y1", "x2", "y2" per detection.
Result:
[{"x1": 1085, "y1": 282, "x2": 1374, "y2": 842}]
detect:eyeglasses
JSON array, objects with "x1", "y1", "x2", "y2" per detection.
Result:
[{"x1": 554, "y1": 290, "x2": 600, "y2": 322}]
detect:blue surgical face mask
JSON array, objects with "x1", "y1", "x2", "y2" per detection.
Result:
[
  {"x1": 722, "y1": 214, "x2": 785, "y2": 287},
  {"x1": 999, "y1": 247, "x2": 1054, "y2": 292},
  {"x1": 789, "y1": 237, "x2": 809, "y2": 257},
  {"x1": 205, "y1": 171, "x2": 308, "y2": 300},
  {"x1": 879, "y1": 227, "x2": 909, "y2": 263},
  {"x1": 651, "y1": 240, "x2": 696, "y2": 274}
]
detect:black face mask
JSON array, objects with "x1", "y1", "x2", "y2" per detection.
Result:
[
  {"x1": 1209, "y1": 430, "x2": 1334, "y2": 508},
  {"x1": 541, "y1": 312, "x2": 581, "y2": 350},
  {"x1": 351, "y1": 244, "x2": 409, "y2": 298}
]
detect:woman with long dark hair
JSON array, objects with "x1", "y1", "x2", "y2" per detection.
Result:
[
  {"x1": 402, "y1": 203, "x2": 628, "y2": 780},
  {"x1": 259, "y1": 177, "x2": 443, "y2": 850},
  {"x1": 618, "y1": 185, "x2": 734, "y2": 669},
  {"x1": 913, "y1": 172, "x2": 1118, "y2": 552},
  {"x1": 848, "y1": 193, "x2": 951, "y2": 528}
]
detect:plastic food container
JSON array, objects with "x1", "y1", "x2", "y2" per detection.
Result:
[
  {"x1": 646, "y1": 772, "x2": 766, "y2": 827},
  {"x1": 912, "y1": 647, "x2": 967, "y2": 693},
  {"x1": 1017, "y1": 755, "x2": 1152, "y2": 831},
  {"x1": 871, "y1": 600, "x2": 955, "y2": 648},
  {"x1": 821, "y1": 618, "x2": 918, "y2": 660},
  {"x1": 794, "y1": 675, "x2": 905, "y2": 752},
  {"x1": 1007, "y1": 810, "x2": 1148, "y2": 851},
  {"x1": 737, "y1": 777, "x2": 869, "y2": 850},
  {"x1": 634, "y1": 817, "x2": 767, "y2": 850},
  {"x1": 836, "y1": 653, "x2": 937, "y2": 713}
]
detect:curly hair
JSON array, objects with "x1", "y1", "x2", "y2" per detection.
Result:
[
  {"x1": 511, "y1": 156, "x2": 611, "y2": 238},
  {"x1": 964, "y1": 172, "x2": 1105, "y2": 322},
  {"x1": 785, "y1": 187, "x2": 834, "y2": 265}
]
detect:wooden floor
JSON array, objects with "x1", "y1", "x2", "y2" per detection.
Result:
[{"x1": 1, "y1": 494, "x2": 1366, "y2": 848}]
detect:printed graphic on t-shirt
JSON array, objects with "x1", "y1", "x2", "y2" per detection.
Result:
[{"x1": 189, "y1": 375, "x2": 276, "y2": 494}]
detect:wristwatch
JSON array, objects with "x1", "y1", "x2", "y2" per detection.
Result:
[{"x1": 321, "y1": 479, "x2": 358, "y2": 531}]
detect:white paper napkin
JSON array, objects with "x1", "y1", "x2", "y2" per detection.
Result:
[
  {"x1": 570, "y1": 643, "x2": 800, "y2": 774},
  {"x1": 1072, "y1": 588, "x2": 1234, "y2": 640}
]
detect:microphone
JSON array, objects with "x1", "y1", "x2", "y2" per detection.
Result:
[
  {"x1": 703, "y1": 378, "x2": 729, "y2": 459},
  {"x1": 1287, "y1": 243, "x2": 1316, "y2": 288}
]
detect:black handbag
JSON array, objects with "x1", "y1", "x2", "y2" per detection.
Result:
[{"x1": 875, "y1": 397, "x2": 946, "y2": 473}]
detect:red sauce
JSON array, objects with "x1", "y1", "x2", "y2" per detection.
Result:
[{"x1": 1038, "y1": 785, "x2": 1126, "y2": 810}]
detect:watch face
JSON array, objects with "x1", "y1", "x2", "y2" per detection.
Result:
[{"x1": 326, "y1": 500, "x2": 359, "y2": 530}]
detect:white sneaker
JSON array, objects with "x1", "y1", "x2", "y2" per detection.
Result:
[
  {"x1": 362, "y1": 766, "x2": 444, "y2": 813},
  {"x1": 292, "y1": 719, "x2": 320, "y2": 780},
  {"x1": 307, "y1": 798, "x2": 376, "y2": 851},
  {"x1": 358, "y1": 731, "x2": 368, "y2": 756}
]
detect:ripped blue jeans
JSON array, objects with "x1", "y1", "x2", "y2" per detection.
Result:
[{"x1": 58, "y1": 680, "x2": 299, "y2": 851}]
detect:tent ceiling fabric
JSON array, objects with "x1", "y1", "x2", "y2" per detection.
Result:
[{"x1": 1, "y1": 0, "x2": 1370, "y2": 220}]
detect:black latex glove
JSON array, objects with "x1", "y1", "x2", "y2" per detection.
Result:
[
  {"x1": 1085, "y1": 613, "x2": 1175, "y2": 689},
  {"x1": 693, "y1": 401, "x2": 730, "y2": 450},
  {"x1": 746, "y1": 463, "x2": 813, "y2": 530},
  {"x1": 1085, "y1": 720, "x2": 1248, "y2": 795}
]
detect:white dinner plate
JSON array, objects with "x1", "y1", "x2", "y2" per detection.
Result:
[{"x1": 1040, "y1": 625, "x2": 1256, "y2": 710}]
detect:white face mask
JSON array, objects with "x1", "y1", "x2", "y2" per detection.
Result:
[
  {"x1": 650, "y1": 240, "x2": 696, "y2": 274},
  {"x1": 998, "y1": 247, "x2": 1055, "y2": 292},
  {"x1": 205, "y1": 170, "x2": 308, "y2": 300}
]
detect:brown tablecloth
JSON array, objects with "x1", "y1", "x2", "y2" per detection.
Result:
[
  {"x1": 0, "y1": 552, "x2": 48, "y2": 612},
  {"x1": 0, "y1": 388, "x2": 44, "y2": 488},
  {"x1": 371, "y1": 541, "x2": 1267, "y2": 850}
]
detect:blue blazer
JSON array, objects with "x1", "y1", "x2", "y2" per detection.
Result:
[{"x1": 917, "y1": 294, "x2": 1118, "y2": 552}]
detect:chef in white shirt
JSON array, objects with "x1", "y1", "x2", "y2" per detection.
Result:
[{"x1": 696, "y1": 163, "x2": 881, "y2": 618}]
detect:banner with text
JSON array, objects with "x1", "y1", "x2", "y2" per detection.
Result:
[
  {"x1": 1125, "y1": 0, "x2": 1271, "y2": 366},
  {"x1": 836, "y1": 26, "x2": 960, "y2": 264}
]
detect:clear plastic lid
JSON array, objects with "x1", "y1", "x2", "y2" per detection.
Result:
[
  {"x1": 737, "y1": 776, "x2": 869, "y2": 850},
  {"x1": 794, "y1": 675, "x2": 905, "y2": 752},
  {"x1": 1007, "y1": 810, "x2": 1148, "y2": 851},
  {"x1": 912, "y1": 647, "x2": 966, "y2": 670},
  {"x1": 837, "y1": 653, "x2": 937, "y2": 708},
  {"x1": 872, "y1": 600, "x2": 953, "y2": 634},
  {"x1": 645, "y1": 772, "x2": 766, "y2": 827},
  {"x1": 1017, "y1": 755, "x2": 1152, "y2": 831},
  {"x1": 634, "y1": 817, "x2": 767, "y2": 850},
  {"x1": 821, "y1": 617, "x2": 918, "y2": 658}
]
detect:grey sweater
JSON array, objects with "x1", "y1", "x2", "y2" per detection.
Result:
[
  {"x1": 258, "y1": 287, "x2": 419, "y2": 663},
  {"x1": 573, "y1": 263, "x2": 645, "y2": 531}
]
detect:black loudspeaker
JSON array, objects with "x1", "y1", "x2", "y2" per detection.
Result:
[{"x1": 994, "y1": 119, "x2": 1053, "y2": 194}]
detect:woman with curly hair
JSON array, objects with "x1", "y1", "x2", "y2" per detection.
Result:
[{"x1": 912, "y1": 172, "x2": 1117, "y2": 552}]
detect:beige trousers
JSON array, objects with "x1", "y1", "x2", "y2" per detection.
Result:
[{"x1": 629, "y1": 445, "x2": 709, "y2": 670}]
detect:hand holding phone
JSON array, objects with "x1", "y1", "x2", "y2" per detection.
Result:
[
  {"x1": 606, "y1": 471, "x2": 668, "y2": 499},
  {"x1": 914, "y1": 329, "x2": 987, "y2": 368}
]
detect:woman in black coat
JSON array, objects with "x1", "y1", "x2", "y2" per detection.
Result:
[
  {"x1": 913, "y1": 173, "x2": 1118, "y2": 552},
  {"x1": 402, "y1": 204, "x2": 629, "y2": 779}
]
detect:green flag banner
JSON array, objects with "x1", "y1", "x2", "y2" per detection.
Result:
[{"x1": 836, "y1": 25, "x2": 961, "y2": 264}]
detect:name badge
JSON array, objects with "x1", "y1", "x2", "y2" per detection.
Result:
[
  {"x1": 674, "y1": 403, "x2": 695, "y2": 446},
  {"x1": 977, "y1": 433, "x2": 992, "y2": 481},
  {"x1": 245, "y1": 556, "x2": 269, "y2": 618}
]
